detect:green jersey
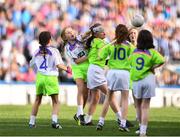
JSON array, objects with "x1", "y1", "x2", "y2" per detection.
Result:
[
  {"x1": 129, "y1": 48, "x2": 165, "y2": 81},
  {"x1": 99, "y1": 41, "x2": 135, "y2": 70},
  {"x1": 88, "y1": 38, "x2": 107, "y2": 68}
]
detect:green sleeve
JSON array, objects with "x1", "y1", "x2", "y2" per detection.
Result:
[
  {"x1": 92, "y1": 38, "x2": 105, "y2": 49},
  {"x1": 98, "y1": 45, "x2": 110, "y2": 59},
  {"x1": 151, "y1": 49, "x2": 165, "y2": 65}
]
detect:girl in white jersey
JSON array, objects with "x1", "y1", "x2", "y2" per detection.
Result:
[
  {"x1": 61, "y1": 27, "x2": 91, "y2": 125},
  {"x1": 29, "y1": 31, "x2": 71, "y2": 129}
]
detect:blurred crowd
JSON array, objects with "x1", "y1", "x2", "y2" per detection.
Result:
[
  {"x1": 0, "y1": 0, "x2": 180, "y2": 85},
  {"x1": 157, "y1": 69, "x2": 180, "y2": 85}
]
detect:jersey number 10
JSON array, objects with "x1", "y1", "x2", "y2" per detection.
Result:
[{"x1": 114, "y1": 48, "x2": 126, "y2": 60}]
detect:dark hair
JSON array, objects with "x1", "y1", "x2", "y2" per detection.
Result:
[
  {"x1": 39, "y1": 31, "x2": 51, "y2": 59},
  {"x1": 86, "y1": 23, "x2": 101, "y2": 49},
  {"x1": 115, "y1": 24, "x2": 128, "y2": 44},
  {"x1": 137, "y1": 29, "x2": 155, "y2": 50}
]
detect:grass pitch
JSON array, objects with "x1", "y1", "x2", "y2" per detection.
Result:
[{"x1": 0, "y1": 105, "x2": 180, "y2": 136}]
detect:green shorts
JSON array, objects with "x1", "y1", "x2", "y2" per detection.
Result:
[
  {"x1": 72, "y1": 61, "x2": 89, "y2": 81},
  {"x1": 36, "y1": 72, "x2": 59, "y2": 96}
]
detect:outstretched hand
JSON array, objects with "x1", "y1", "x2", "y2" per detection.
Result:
[{"x1": 66, "y1": 66, "x2": 72, "y2": 75}]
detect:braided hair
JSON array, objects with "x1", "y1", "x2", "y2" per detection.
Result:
[{"x1": 39, "y1": 31, "x2": 51, "y2": 59}]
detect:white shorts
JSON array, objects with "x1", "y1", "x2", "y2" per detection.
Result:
[
  {"x1": 107, "y1": 69, "x2": 130, "y2": 91},
  {"x1": 87, "y1": 64, "x2": 107, "y2": 89},
  {"x1": 133, "y1": 73, "x2": 156, "y2": 99}
]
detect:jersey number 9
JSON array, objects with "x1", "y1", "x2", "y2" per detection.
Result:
[{"x1": 136, "y1": 57, "x2": 144, "y2": 70}]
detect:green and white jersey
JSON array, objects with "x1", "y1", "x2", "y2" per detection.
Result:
[
  {"x1": 30, "y1": 46, "x2": 64, "y2": 76},
  {"x1": 129, "y1": 48, "x2": 165, "y2": 81},
  {"x1": 88, "y1": 38, "x2": 107, "y2": 68},
  {"x1": 65, "y1": 35, "x2": 88, "y2": 65},
  {"x1": 99, "y1": 41, "x2": 135, "y2": 70}
]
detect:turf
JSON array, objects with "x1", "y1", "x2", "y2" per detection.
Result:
[{"x1": 0, "y1": 105, "x2": 180, "y2": 136}]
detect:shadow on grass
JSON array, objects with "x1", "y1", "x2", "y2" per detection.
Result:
[{"x1": 0, "y1": 118, "x2": 180, "y2": 136}]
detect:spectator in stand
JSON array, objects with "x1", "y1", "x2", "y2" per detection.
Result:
[{"x1": 0, "y1": 0, "x2": 179, "y2": 86}]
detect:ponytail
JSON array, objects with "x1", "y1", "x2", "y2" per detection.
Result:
[
  {"x1": 85, "y1": 23, "x2": 102, "y2": 49},
  {"x1": 38, "y1": 31, "x2": 51, "y2": 59},
  {"x1": 39, "y1": 45, "x2": 47, "y2": 60},
  {"x1": 85, "y1": 35, "x2": 95, "y2": 49}
]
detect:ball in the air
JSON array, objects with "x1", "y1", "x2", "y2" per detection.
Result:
[{"x1": 131, "y1": 14, "x2": 144, "y2": 27}]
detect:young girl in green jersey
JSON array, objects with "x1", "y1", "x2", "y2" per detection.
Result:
[
  {"x1": 128, "y1": 27, "x2": 138, "y2": 46},
  {"x1": 61, "y1": 27, "x2": 91, "y2": 125},
  {"x1": 128, "y1": 27, "x2": 140, "y2": 123},
  {"x1": 99, "y1": 24, "x2": 135, "y2": 132},
  {"x1": 29, "y1": 31, "x2": 71, "y2": 129},
  {"x1": 129, "y1": 30, "x2": 165, "y2": 136},
  {"x1": 85, "y1": 23, "x2": 110, "y2": 129}
]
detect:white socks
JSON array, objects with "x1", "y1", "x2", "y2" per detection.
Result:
[
  {"x1": 116, "y1": 111, "x2": 121, "y2": 121},
  {"x1": 52, "y1": 114, "x2": 58, "y2": 123},
  {"x1": 29, "y1": 114, "x2": 58, "y2": 125},
  {"x1": 140, "y1": 124, "x2": 147, "y2": 135},
  {"x1": 120, "y1": 119, "x2": 126, "y2": 127},
  {"x1": 85, "y1": 115, "x2": 92, "y2": 123},
  {"x1": 98, "y1": 117, "x2": 105, "y2": 125},
  {"x1": 29, "y1": 115, "x2": 36, "y2": 125},
  {"x1": 76, "y1": 105, "x2": 83, "y2": 117}
]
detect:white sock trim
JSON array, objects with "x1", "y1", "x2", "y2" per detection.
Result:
[
  {"x1": 52, "y1": 114, "x2": 58, "y2": 123},
  {"x1": 140, "y1": 124, "x2": 147, "y2": 135},
  {"x1": 116, "y1": 111, "x2": 121, "y2": 120},
  {"x1": 77, "y1": 105, "x2": 83, "y2": 116},
  {"x1": 121, "y1": 119, "x2": 126, "y2": 127},
  {"x1": 29, "y1": 115, "x2": 36, "y2": 125},
  {"x1": 85, "y1": 115, "x2": 92, "y2": 123},
  {"x1": 99, "y1": 117, "x2": 105, "y2": 125}
]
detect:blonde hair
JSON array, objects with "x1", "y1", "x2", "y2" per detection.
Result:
[{"x1": 60, "y1": 26, "x2": 70, "y2": 45}]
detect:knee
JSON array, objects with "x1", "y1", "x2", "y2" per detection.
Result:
[
  {"x1": 108, "y1": 94, "x2": 112, "y2": 103},
  {"x1": 83, "y1": 93, "x2": 88, "y2": 101},
  {"x1": 35, "y1": 97, "x2": 41, "y2": 105},
  {"x1": 52, "y1": 97, "x2": 59, "y2": 105},
  {"x1": 141, "y1": 104, "x2": 149, "y2": 110},
  {"x1": 53, "y1": 100, "x2": 59, "y2": 105},
  {"x1": 92, "y1": 96, "x2": 99, "y2": 104}
]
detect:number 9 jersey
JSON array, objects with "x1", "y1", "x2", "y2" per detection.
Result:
[
  {"x1": 30, "y1": 46, "x2": 64, "y2": 76},
  {"x1": 129, "y1": 48, "x2": 165, "y2": 81}
]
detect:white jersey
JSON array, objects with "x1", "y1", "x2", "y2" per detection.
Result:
[
  {"x1": 30, "y1": 46, "x2": 64, "y2": 76},
  {"x1": 65, "y1": 36, "x2": 88, "y2": 65}
]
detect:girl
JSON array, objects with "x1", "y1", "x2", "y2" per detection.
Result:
[
  {"x1": 128, "y1": 27, "x2": 140, "y2": 123},
  {"x1": 128, "y1": 27, "x2": 138, "y2": 46},
  {"x1": 61, "y1": 27, "x2": 90, "y2": 125},
  {"x1": 29, "y1": 31, "x2": 71, "y2": 129},
  {"x1": 99, "y1": 24, "x2": 135, "y2": 132},
  {"x1": 85, "y1": 23, "x2": 110, "y2": 129},
  {"x1": 129, "y1": 30, "x2": 165, "y2": 136}
]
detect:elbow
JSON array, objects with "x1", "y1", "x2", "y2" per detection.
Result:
[{"x1": 74, "y1": 60, "x2": 80, "y2": 64}]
